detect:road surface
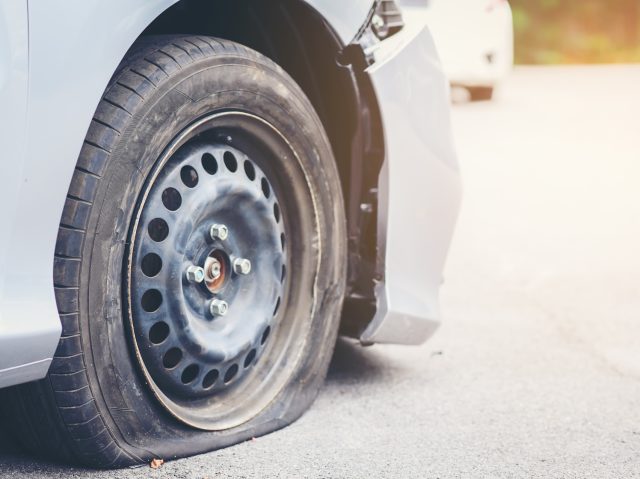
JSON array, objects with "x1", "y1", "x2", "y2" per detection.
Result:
[{"x1": 1, "y1": 65, "x2": 639, "y2": 478}]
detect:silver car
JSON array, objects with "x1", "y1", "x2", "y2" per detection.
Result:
[{"x1": 0, "y1": 0, "x2": 460, "y2": 467}]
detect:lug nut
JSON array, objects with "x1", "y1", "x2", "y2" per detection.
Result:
[
  {"x1": 185, "y1": 266, "x2": 205, "y2": 283},
  {"x1": 233, "y1": 258, "x2": 252, "y2": 275},
  {"x1": 210, "y1": 299, "x2": 229, "y2": 316},
  {"x1": 210, "y1": 224, "x2": 229, "y2": 241}
]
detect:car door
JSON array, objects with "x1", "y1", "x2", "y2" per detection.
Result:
[{"x1": 0, "y1": 0, "x2": 44, "y2": 386}]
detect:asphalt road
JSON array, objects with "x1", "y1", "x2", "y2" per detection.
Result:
[{"x1": 2, "y1": 65, "x2": 640, "y2": 478}]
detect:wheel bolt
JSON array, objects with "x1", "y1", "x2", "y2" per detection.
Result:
[
  {"x1": 233, "y1": 258, "x2": 252, "y2": 275},
  {"x1": 210, "y1": 299, "x2": 229, "y2": 316},
  {"x1": 210, "y1": 224, "x2": 229, "y2": 241},
  {"x1": 185, "y1": 266, "x2": 205, "y2": 283}
]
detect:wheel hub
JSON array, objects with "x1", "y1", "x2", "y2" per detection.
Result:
[
  {"x1": 203, "y1": 250, "x2": 227, "y2": 292},
  {"x1": 129, "y1": 140, "x2": 286, "y2": 399}
]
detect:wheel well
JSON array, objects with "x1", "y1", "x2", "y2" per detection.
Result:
[{"x1": 138, "y1": 0, "x2": 384, "y2": 334}]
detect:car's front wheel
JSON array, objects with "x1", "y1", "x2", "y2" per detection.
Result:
[{"x1": 0, "y1": 35, "x2": 346, "y2": 467}]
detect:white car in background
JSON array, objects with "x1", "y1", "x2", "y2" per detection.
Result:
[{"x1": 403, "y1": 0, "x2": 514, "y2": 100}]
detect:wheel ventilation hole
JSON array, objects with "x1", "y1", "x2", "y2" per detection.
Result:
[
  {"x1": 141, "y1": 289, "x2": 163, "y2": 313},
  {"x1": 148, "y1": 218, "x2": 169, "y2": 242},
  {"x1": 273, "y1": 297, "x2": 281, "y2": 316},
  {"x1": 224, "y1": 364, "x2": 239, "y2": 383},
  {"x1": 244, "y1": 349, "x2": 256, "y2": 368},
  {"x1": 261, "y1": 326, "x2": 271, "y2": 345},
  {"x1": 281, "y1": 264, "x2": 286, "y2": 283},
  {"x1": 163, "y1": 348, "x2": 182, "y2": 369},
  {"x1": 201, "y1": 153, "x2": 218, "y2": 175},
  {"x1": 223, "y1": 151, "x2": 237, "y2": 172},
  {"x1": 149, "y1": 321, "x2": 170, "y2": 344},
  {"x1": 273, "y1": 203, "x2": 280, "y2": 223},
  {"x1": 141, "y1": 253, "x2": 162, "y2": 277},
  {"x1": 180, "y1": 165, "x2": 199, "y2": 187},
  {"x1": 280, "y1": 233, "x2": 286, "y2": 250},
  {"x1": 181, "y1": 364, "x2": 200, "y2": 384},
  {"x1": 161, "y1": 187, "x2": 182, "y2": 211},
  {"x1": 261, "y1": 177, "x2": 271, "y2": 198},
  {"x1": 243, "y1": 160, "x2": 256, "y2": 180},
  {"x1": 202, "y1": 369, "x2": 219, "y2": 389}
]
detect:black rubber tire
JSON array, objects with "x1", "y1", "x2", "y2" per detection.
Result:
[
  {"x1": 0, "y1": 35, "x2": 346, "y2": 468},
  {"x1": 468, "y1": 86, "x2": 494, "y2": 101}
]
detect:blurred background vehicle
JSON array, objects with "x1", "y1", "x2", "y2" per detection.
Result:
[{"x1": 402, "y1": 0, "x2": 514, "y2": 100}]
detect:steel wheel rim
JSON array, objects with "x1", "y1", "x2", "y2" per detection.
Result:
[{"x1": 125, "y1": 111, "x2": 316, "y2": 430}]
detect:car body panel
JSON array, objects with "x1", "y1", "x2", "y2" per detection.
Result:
[
  {"x1": 361, "y1": 16, "x2": 461, "y2": 344},
  {"x1": 0, "y1": 0, "x2": 59, "y2": 386},
  {"x1": 306, "y1": 0, "x2": 373, "y2": 45}
]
